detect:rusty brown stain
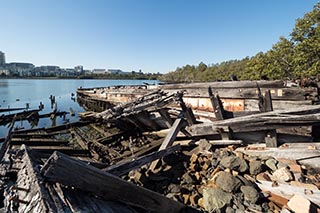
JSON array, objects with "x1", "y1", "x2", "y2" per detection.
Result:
[{"x1": 183, "y1": 97, "x2": 244, "y2": 112}]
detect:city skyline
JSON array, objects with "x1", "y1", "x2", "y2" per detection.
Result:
[{"x1": 0, "y1": 0, "x2": 318, "y2": 73}]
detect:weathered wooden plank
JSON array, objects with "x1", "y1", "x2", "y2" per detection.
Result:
[
  {"x1": 158, "y1": 108, "x2": 174, "y2": 128},
  {"x1": 258, "y1": 88, "x2": 273, "y2": 112},
  {"x1": 208, "y1": 86, "x2": 233, "y2": 120},
  {"x1": 10, "y1": 140, "x2": 69, "y2": 146},
  {"x1": 244, "y1": 99, "x2": 312, "y2": 111},
  {"x1": 181, "y1": 87, "x2": 317, "y2": 100},
  {"x1": 177, "y1": 92, "x2": 197, "y2": 125},
  {"x1": 160, "y1": 80, "x2": 285, "y2": 89},
  {"x1": 10, "y1": 145, "x2": 59, "y2": 212},
  {"x1": 158, "y1": 118, "x2": 188, "y2": 151},
  {"x1": 202, "y1": 139, "x2": 243, "y2": 146},
  {"x1": 0, "y1": 107, "x2": 26, "y2": 113},
  {"x1": 104, "y1": 144, "x2": 181, "y2": 176},
  {"x1": 236, "y1": 143, "x2": 320, "y2": 168},
  {"x1": 0, "y1": 116, "x2": 16, "y2": 161},
  {"x1": 150, "y1": 118, "x2": 188, "y2": 171},
  {"x1": 187, "y1": 105, "x2": 320, "y2": 133},
  {"x1": 31, "y1": 148, "x2": 90, "y2": 156},
  {"x1": 41, "y1": 151, "x2": 185, "y2": 212},
  {"x1": 256, "y1": 180, "x2": 320, "y2": 206},
  {"x1": 11, "y1": 131, "x2": 69, "y2": 138}
]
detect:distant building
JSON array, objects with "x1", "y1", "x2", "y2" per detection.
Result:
[
  {"x1": 92, "y1": 69, "x2": 106, "y2": 75},
  {"x1": 7, "y1": 62, "x2": 35, "y2": 77},
  {"x1": 0, "y1": 51, "x2": 5, "y2": 66},
  {"x1": 107, "y1": 69, "x2": 133, "y2": 75},
  {"x1": 74, "y1": 65, "x2": 84, "y2": 73},
  {"x1": 107, "y1": 69, "x2": 123, "y2": 74},
  {"x1": 0, "y1": 68, "x2": 10, "y2": 76}
]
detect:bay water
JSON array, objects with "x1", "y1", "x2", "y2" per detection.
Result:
[{"x1": 0, "y1": 78, "x2": 159, "y2": 137}]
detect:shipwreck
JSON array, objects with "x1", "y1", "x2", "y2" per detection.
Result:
[{"x1": 0, "y1": 80, "x2": 320, "y2": 212}]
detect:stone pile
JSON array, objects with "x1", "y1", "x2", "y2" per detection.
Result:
[{"x1": 127, "y1": 139, "x2": 320, "y2": 212}]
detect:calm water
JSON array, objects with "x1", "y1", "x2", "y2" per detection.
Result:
[{"x1": 0, "y1": 78, "x2": 159, "y2": 137}]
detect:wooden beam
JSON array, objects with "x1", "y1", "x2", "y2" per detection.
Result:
[
  {"x1": 104, "y1": 144, "x2": 181, "y2": 176},
  {"x1": 258, "y1": 87, "x2": 277, "y2": 147},
  {"x1": 10, "y1": 140, "x2": 69, "y2": 146},
  {"x1": 177, "y1": 92, "x2": 197, "y2": 125},
  {"x1": 150, "y1": 118, "x2": 188, "y2": 171},
  {"x1": 41, "y1": 151, "x2": 185, "y2": 212},
  {"x1": 202, "y1": 139, "x2": 243, "y2": 146},
  {"x1": 208, "y1": 87, "x2": 233, "y2": 120},
  {"x1": 158, "y1": 108, "x2": 173, "y2": 128},
  {"x1": 159, "y1": 80, "x2": 285, "y2": 89},
  {"x1": 158, "y1": 118, "x2": 188, "y2": 150},
  {"x1": 0, "y1": 116, "x2": 16, "y2": 161}
]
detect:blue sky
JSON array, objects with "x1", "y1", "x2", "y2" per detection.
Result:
[{"x1": 0, "y1": 0, "x2": 318, "y2": 73}]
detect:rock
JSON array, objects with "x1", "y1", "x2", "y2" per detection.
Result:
[
  {"x1": 219, "y1": 149, "x2": 232, "y2": 159},
  {"x1": 232, "y1": 194, "x2": 246, "y2": 211},
  {"x1": 273, "y1": 167, "x2": 293, "y2": 182},
  {"x1": 215, "y1": 172, "x2": 242, "y2": 193},
  {"x1": 189, "y1": 193, "x2": 201, "y2": 206},
  {"x1": 265, "y1": 158, "x2": 278, "y2": 171},
  {"x1": 225, "y1": 206, "x2": 235, "y2": 213},
  {"x1": 166, "y1": 193, "x2": 179, "y2": 202},
  {"x1": 280, "y1": 208, "x2": 291, "y2": 213},
  {"x1": 182, "y1": 172, "x2": 195, "y2": 184},
  {"x1": 256, "y1": 172, "x2": 272, "y2": 182},
  {"x1": 287, "y1": 195, "x2": 311, "y2": 213},
  {"x1": 198, "y1": 139, "x2": 212, "y2": 152},
  {"x1": 189, "y1": 162, "x2": 201, "y2": 172},
  {"x1": 237, "y1": 175, "x2": 255, "y2": 187},
  {"x1": 189, "y1": 154, "x2": 198, "y2": 164},
  {"x1": 203, "y1": 187, "x2": 232, "y2": 212},
  {"x1": 240, "y1": 186, "x2": 259, "y2": 204},
  {"x1": 289, "y1": 163, "x2": 302, "y2": 174},
  {"x1": 277, "y1": 161, "x2": 288, "y2": 169},
  {"x1": 167, "y1": 184, "x2": 181, "y2": 193},
  {"x1": 198, "y1": 198, "x2": 204, "y2": 208},
  {"x1": 182, "y1": 194, "x2": 190, "y2": 204},
  {"x1": 249, "y1": 160, "x2": 263, "y2": 175},
  {"x1": 220, "y1": 156, "x2": 248, "y2": 173}
]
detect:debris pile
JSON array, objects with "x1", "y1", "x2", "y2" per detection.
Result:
[{"x1": 126, "y1": 140, "x2": 320, "y2": 212}]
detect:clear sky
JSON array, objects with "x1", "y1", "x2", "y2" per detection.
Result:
[{"x1": 0, "y1": 0, "x2": 318, "y2": 73}]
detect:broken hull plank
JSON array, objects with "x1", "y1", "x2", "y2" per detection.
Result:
[{"x1": 41, "y1": 151, "x2": 185, "y2": 213}]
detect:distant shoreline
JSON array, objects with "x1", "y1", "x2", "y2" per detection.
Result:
[{"x1": 0, "y1": 76, "x2": 157, "y2": 80}]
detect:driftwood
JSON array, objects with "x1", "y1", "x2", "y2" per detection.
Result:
[{"x1": 41, "y1": 151, "x2": 185, "y2": 212}]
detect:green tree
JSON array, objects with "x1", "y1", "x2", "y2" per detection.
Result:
[{"x1": 291, "y1": 2, "x2": 320, "y2": 77}]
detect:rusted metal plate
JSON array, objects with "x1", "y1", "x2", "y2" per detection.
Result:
[
  {"x1": 221, "y1": 99, "x2": 245, "y2": 112},
  {"x1": 183, "y1": 97, "x2": 245, "y2": 112}
]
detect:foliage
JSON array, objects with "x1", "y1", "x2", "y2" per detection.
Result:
[{"x1": 160, "y1": 2, "x2": 320, "y2": 82}]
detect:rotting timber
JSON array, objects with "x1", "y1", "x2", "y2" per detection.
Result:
[{"x1": 0, "y1": 81, "x2": 320, "y2": 212}]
